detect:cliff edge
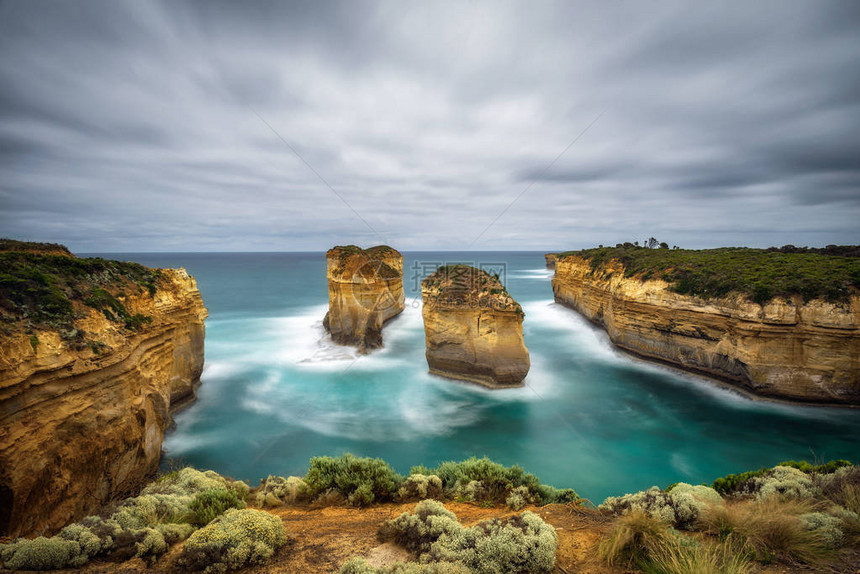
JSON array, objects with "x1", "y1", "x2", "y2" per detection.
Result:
[
  {"x1": 323, "y1": 245, "x2": 405, "y2": 353},
  {"x1": 421, "y1": 265, "x2": 529, "y2": 387},
  {"x1": 551, "y1": 248, "x2": 860, "y2": 404},
  {"x1": 0, "y1": 241, "x2": 207, "y2": 537}
]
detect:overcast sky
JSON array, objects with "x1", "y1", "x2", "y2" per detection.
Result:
[{"x1": 1, "y1": 0, "x2": 858, "y2": 252}]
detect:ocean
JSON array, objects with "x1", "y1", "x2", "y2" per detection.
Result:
[{"x1": 95, "y1": 251, "x2": 859, "y2": 502}]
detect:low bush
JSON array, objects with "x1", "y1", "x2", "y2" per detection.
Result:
[
  {"x1": 0, "y1": 468, "x2": 248, "y2": 571},
  {"x1": 0, "y1": 536, "x2": 86, "y2": 571},
  {"x1": 305, "y1": 453, "x2": 403, "y2": 507},
  {"x1": 599, "y1": 483, "x2": 722, "y2": 529},
  {"x1": 399, "y1": 474, "x2": 443, "y2": 501},
  {"x1": 255, "y1": 475, "x2": 309, "y2": 507},
  {"x1": 742, "y1": 466, "x2": 819, "y2": 501},
  {"x1": 412, "y1": 457, "x2": 577, "y2": 506},
  {"x1": 712, "y1": 460, "x2": 852, "y2": 496},
  {"x1": 377, "y1": 499, "x2": 557, "y2": 574},
  {"x1": 189, "y1": 488, "x2": 246, "y2": 526},
  {"x1": 179, "y1": 508, "x2": 287, "y2": 572}
]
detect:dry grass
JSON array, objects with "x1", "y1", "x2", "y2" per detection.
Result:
[
  {"x1": 700, "y1": 498, "x2": 832, "y2": 565},
  {"x1": 597, "y1": 512, "x2": 673, "y2": 566},
  {"x1": 643, "y1": 537, "x2": 753, "y2": 574},
  {"x1": 598, "y1": 511, "x2": 755, "y2": 574}
]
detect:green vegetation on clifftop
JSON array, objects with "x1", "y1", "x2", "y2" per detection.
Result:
[
  {"x1": 0, "y1": 241, "x2": 160, "y2": 332},
  {"x1": 556, "y1": 245, "x2": 860, "y2": 304}
]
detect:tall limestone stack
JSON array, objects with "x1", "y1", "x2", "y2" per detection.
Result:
[
  {"x1": 0, "y1": 241, "x2": 207, "y2": 537},
  {"x1": 323, "y1": 245, "x2": 405, "y2": 353},
  {"x1": 421, "y1": 265, "x2": 530, "y2": 387},
  {"x1": 545, "y1": 253, "x2": 557, "y2": 269},
  {"x1": 552, "y1": 253, "x2": 860, "y2": 404}
]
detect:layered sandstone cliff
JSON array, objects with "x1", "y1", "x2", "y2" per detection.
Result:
[
  {"x1": 552, "y1": 254, "x2": 860, "y2": 404},
  {"x1": 422, "y1": 265, "x2": 529, "y2": 387},
  {"x1": 0, "y1": 248, "x2": 207, "y2": 537},
  {"x1": 323, "y1": 245, "x2": 405, "y2": 353}
]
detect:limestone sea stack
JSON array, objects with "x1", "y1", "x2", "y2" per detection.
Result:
[
  {"x1": 421, "y1": 265, "x2": 530, "y2": 387},
  {"x1": 552, "y1": 252, "x2": 860, "y2": 404},
  {"x1": 323, "y1": 245, "x2": 405, "y2": 353},
  {"x1": 0, "y1": 241, "x2": 207, "y2": 537},
  {"x1": 545, "y1": 253, "x2": 557, "y2": 269}
]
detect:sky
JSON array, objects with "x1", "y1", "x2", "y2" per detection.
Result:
[{"x1": 0, "y1": 0, "x2": 859, "y2": 253}]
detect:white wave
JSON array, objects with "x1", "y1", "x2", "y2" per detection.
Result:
[{"x1": 510, "y1": 268, "x2": 554, "y2": 280}]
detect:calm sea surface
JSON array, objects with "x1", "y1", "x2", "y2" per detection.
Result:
[{"x1": 92, "y1": 252, "x2": 859, "y2": 502}]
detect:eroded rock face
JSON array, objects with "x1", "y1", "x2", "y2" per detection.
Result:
[
  {"x1": 545, "y1": 253, "x2": 557, "y2": 269},
  {"x1": 0, "y1": 266, "x2": 207, "y2": 537},
  {"x1": 422, "y1": 265, "x2": 529, "y2": 387},
  {"x1": 323, "y1": 245, "x2": 405, "y2": 353},
  {"x1": 552, "y1": 255, "x2": 860, "y2": 404}
]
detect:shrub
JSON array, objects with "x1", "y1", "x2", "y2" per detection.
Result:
[
  {"x1": 0, "y1": 467, "x2": 247, "y2": 571},
  {"x1": 0, "y1": 536, "x2": 86, "y2": 570},
  {"x1": 799, "y1": 512, "x2": 845, "y2": 548},
  {"x1": 712, "y1": 460, "x2": 852, "y2": 496},
  {"x1": 399, "y1": 474, "x2": 443, "y2": 501},
  {"x1": 747, "y1": 466, "x2": 819, "y2": 501},
  {"x1": 189, "y1": 489, "x2": 247, "y2": 526},
  {"x1": 180, "y1": 508, "x2": 287, "y2": 573},
  {"x1": 599, "y1": 483, "x2": 722, "y2": 529},
  {"x1": 378, "y1": 500, "x2": 557, "y2": 573},
  {"x1": 255, "y1": 475, "x2": 309, "y2": 507},
  {"x1": 305, "y1": 453, "x2": 403, "y2": 507},
  {"x1": 412, "y1": 457, "x2": 577, "y2": 506},
  {"x1": 505, "y1": 486, "x2": 535, "y2": 511}
]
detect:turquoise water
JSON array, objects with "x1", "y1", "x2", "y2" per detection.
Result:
[{"x1": 101, "y1": 252, "x2": 859, "y2": 503}]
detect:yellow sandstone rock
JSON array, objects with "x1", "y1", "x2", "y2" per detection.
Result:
[
  {"x1": 323, "y1": 245, "x2": 405, "y2": 353},
  {"x1": 551, "y1": 254, "x2": 860, "y2": 404},
  {"x1": 422, "y1": 265, "x2": 529, "y2": 387},
  {"x1": 0, "y1": 260, "x2": 207, "y2": 537}
]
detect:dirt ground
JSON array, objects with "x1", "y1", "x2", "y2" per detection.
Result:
[
  {"x1": 43, "y1": 501, "x2": 618, "y2": 574},
  {"x1": 8, "y1": 501, "x2": 859, "y2": 573}
]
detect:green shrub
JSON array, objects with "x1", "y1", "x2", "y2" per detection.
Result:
[
  {"x1": 712, "y1": 460, "x2": 852, "y2": 496},
  {"x1": 748, "y1": 466, "x2": 819, "y2": 501},
  {"x1": 399, "y1": 474, "x2": 443, "y2": 501},
  {"x1": 599, "y1": 483, "x2": 722, "y2": 529},
  {"x1": 304, "y1": 453, "x2": 403, "y2": 506},
  {"x1": 189, "y1": 488, "x2": 246, "y2": 526},
  {"x1": 378, "y1": 500, "x2": 557, "y2": 574},
  {"x1": 0, "y1": 536, "x2": 86, "y2": 570},
  {"x1": 255, "y1": 475, "x2": 309, "y2": 507},
  {"x1": 799, "y1": 512, "x2": 845, "y2": 548},
  {"x1": 412, "y1": 457, "x2": 577, "y2": 506},
  {"x1": 179, "y1": 508, "x2": 287, "y2": 572},
  {"x1": 0, "y1": 467, "x2": 247, "y2": 571}
]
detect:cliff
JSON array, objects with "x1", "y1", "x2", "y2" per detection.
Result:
[
  {"x1": 421, "y1": 265, "x2": 529, "y2": 387},
  {"x1": 0, "y1": 245, "x2": 207, "y2": 537},
  {"x1": 552, "y1": 253, "x2": 860, "y2": 404},
  {"x1": 545, "y1": 253, "x2": 557, "y2": 269},
  {"x1": 323, "y1": 245, "x2": 405, "y2": 353}
]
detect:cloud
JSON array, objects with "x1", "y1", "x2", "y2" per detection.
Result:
[{"x1": 0, "y1": 0, "x2": 858, "y2": 252}]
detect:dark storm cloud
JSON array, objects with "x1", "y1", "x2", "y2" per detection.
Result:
[{"x1": 0, "y1": 0, "x2": 858, "y2": 252}]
